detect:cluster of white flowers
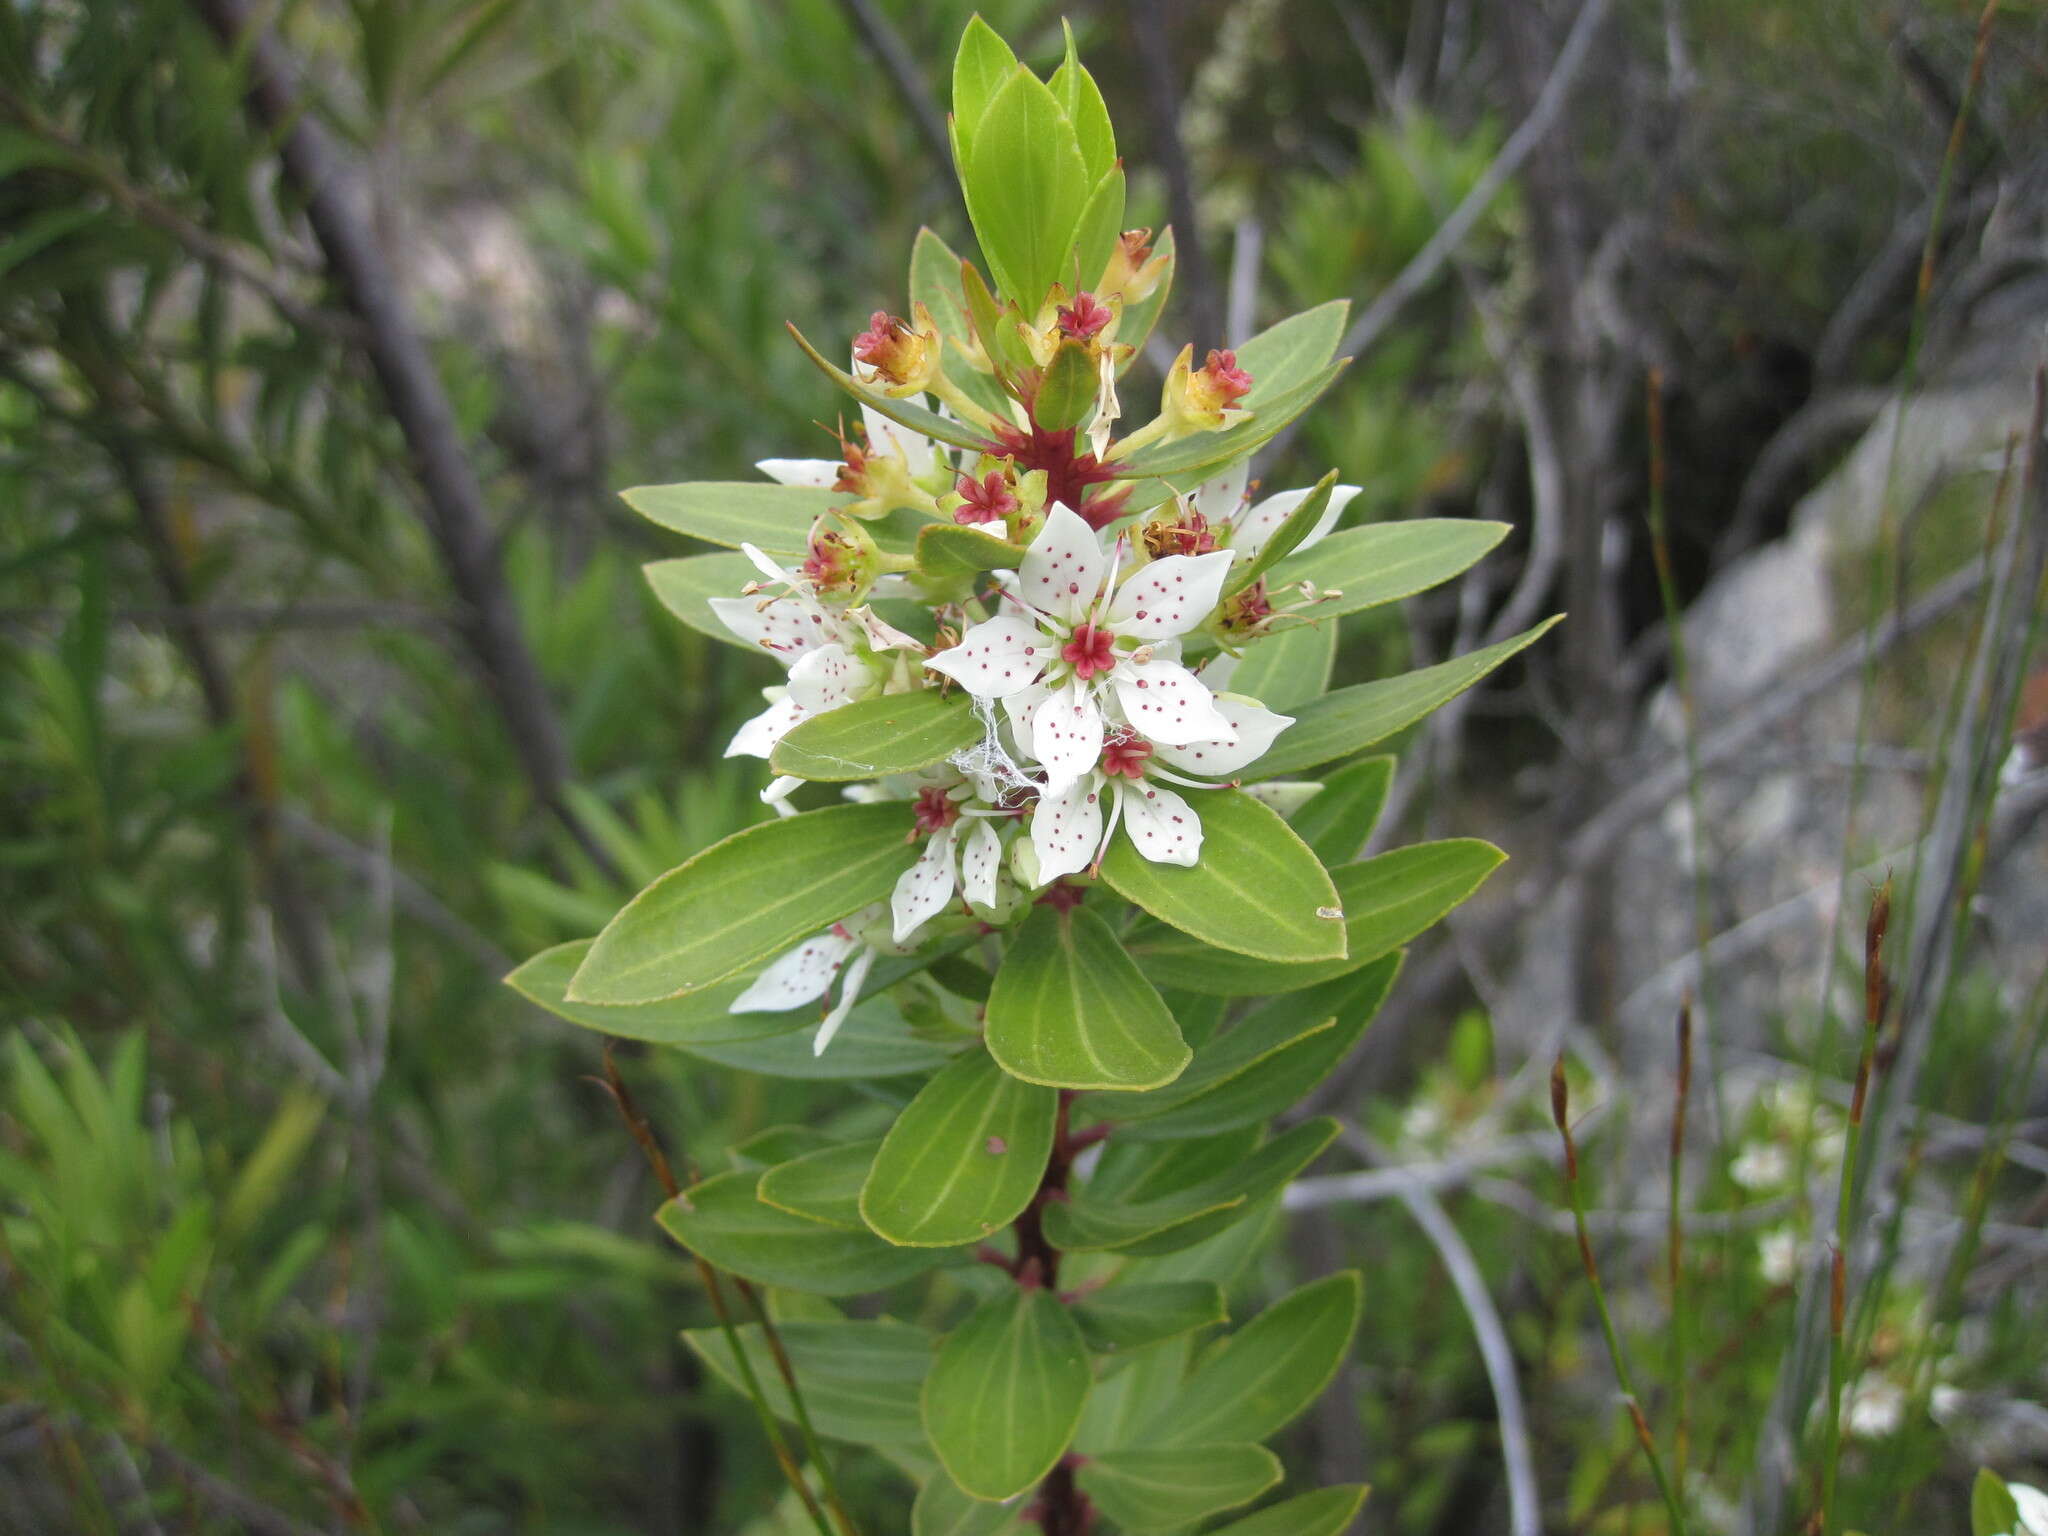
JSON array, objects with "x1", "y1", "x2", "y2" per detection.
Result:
[{"x1": 709, "y1": 407, "x2": 1356, "y2": 1052}]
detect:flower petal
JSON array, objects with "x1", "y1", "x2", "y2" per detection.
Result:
[
  {"x1": 1031, "y1": 680, "x2": 1105, "y2": 791},
  {"x1": 725, "y1": 694, "x2": 806, "y2": 758},
  {"x1": 729, "y1": 930, "x2": 857, "y2": 1013},
  {"x1": 1109, "y1": 655, "x2": 1233, "y2": 746},
  {"x1": 1019, "y1": 503, "x2": 1108, "y2": 625},
  {"x1": 755, "y1": 457, "x2": 842, "y2": 489},
  {"x1": 786, "y1": 643, "x2": 865, "y2": 713},
  {"x1": 1243, "y1": 780, "x2": 1320, "y2": 816},
  {"x1": 1117, "y1": 779, "x2": 1202, "y2": 866},
  {"x1": 814, "y1": 946, "x2": 878, "y2": 1055},
  {"x1": 861, "y1": 399, "x2": 937, "y2": 478},
  {"x1": 1031, "y1": 774, "x2": 1106, "y2": 882},
  {"x1": 1150, "y1": 694, "x2": 1294, "y2": 776},
  {"x1": 709, "y1": 593, "x2": 833, "y2": 659},
  {"x1": 1233, "y1": 483, "x2": 1361, "y2": 560},
  {"x1": 891, "y1": 824, "x2": 960, "y2": 942},
  {"x1": 1191, "y1": 462, "x2": 1249, "y2": 523},
  {"x1": 1105, "y1": 550, "x2": 1237, "y2": 639},
  {"x1": 925, "y1": 614, "x2": 1050, "y2": 698},
  {"x1": 960, "y1": 819, "x2": 1003, "y2": 908}
]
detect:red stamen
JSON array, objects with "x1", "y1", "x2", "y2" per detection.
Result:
[
  {"x1": 954, "y1": 470, "x2": 1020, "y2": 525},
  {"x1": 1099, "y1": 729, "x2": 1153, "y2": 780},
  {"x1": 911, "y1": 786, "x2": 960, "y2": 835},
  {"x1": 1060, "y1": 623, "x2": 1117, "y2": 681},
  {"x1": 1057, "y1": 292, "x2": 1113, "y2": 341}
]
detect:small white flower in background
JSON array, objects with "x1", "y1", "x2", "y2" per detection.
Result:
[
  {"x1": 1730, "y1": 1141, "x2": 1791, "y2": 1190},
  {"x1": 1400, "y1": 1098, "x2": 1447, "y2": 1147},
  {"x1": 1030, "y1": 695, "x2": 1295, "y2": 881},
  {"x1": 728, "y1": 902, "x2": 920, "y2": 1056},
  {"x1": 1843, "y1": 1375, "x2": 1905, "y2": 1439},
  {"x1": 926, "y1": 503, "x2": 1237, "y2": 790},
  {"x1": 1757, "y1": 1226, "x2": 1800, "y2": 1286},
  {"x1": 1189, "y1": 461, "x2": 1364, "y2": 562}
]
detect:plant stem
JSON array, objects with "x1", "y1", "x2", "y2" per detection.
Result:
[{"x1": 1019, "y1": 1092, "x2": 1094, "y2": 1534}]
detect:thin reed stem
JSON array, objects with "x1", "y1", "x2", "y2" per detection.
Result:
[
  {"x1": 1551, "y1": 1058, "x2": 1689, "y2": 1534},
  {"x1": 1667, "y1": 998, "x2": 1694, "y2": 1485}
]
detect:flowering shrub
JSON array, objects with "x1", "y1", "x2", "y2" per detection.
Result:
[{"x1": 509, "y1": 19, "x2": 1554, "y2": 1531}]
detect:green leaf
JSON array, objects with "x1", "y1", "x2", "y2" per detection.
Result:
[
  {"x1": 1072, "y1": 1281, "x2": 1226, "y2": 1357},
  {"x1": 985, "y1": 904, "x2": 1189, "y2": 1091},
  {"x1": 1206, "y1": 1485, "x2": 1372, "y2": 1536},
  {"x1": 1048, "y1": 27, "x2": 1115, "y2": 181},
  {"x1": 963, "y1": 67, "x2": 1093, "y2": 308},
  {"x1": 757, "y1": 1139, "x2": 880, "y2": 1229},
  {"x1": 1972, "y1": 1469, "x2": 2021, "y2": 1536},
  {"x1": 1231, "y1": 301, "x2": 1349, "y2": 404},
  {"x1": 922, "y1": 1287, "x2": 1092, "y2": 1501},
  {"x1": 1225, "y1": 472, "x2": 1338, "y2": 596},
  {"x1": 684, "y1": 1320, "x2": 931, "y2": 1448},
  {"x1": 1223, "y1": 622, "x2": 1336, "y2": 713},
  {"x1": 910, "y1": 228, "x2": 1013, "y2": 421},
  {"x1": 657, "y1": 1172, "x2": 948, "y2": 1296},
  {"x1": 1270, "y1": 519, "x2": 1512, "y2": 619},
  {"x1": 1249, "y1": 618, "x2": 1563, "y2": 781},
  {"x1": 1136, "y1": 1273, "x2": 1363, "y2": 1445},
  {"x1": 961, "y1": 257, "x2": 1035, "y2": 375},
  {"x1": 642, "y1": 553, "x2": 761, "y2": 650},
  {"x1": 1035, "y1": 336, "x2": 1099, "y2": 431},
  {"x1": 951, "y1": 16, "x2": 1020, "y2": 163},
  {"x1": 860, "y1": 1051, "x2": 1057, "y2": 1247},
  {"x1": 913, "y1": 1475, "x2": 1030, "y2": 1536},
  {"x1": 505, "y1": 941, "x2": 807, "y2": 1045},
  {"x1": 786, "y1": 323, "x2": 993, "y2": 453},
  {"x1": 683, "y1": 1000, "x2": 959, "y2": 1081},
  {"x1": 1114, "y1": 226, "x2": 1176, "y2": 368},
  {"x1": 917, "y1": 523, "x2": 1025, "y2": 586},
  {"x1": 1127, "y1": 841, "x2": 1501, "y2": 995},
  {"x1": 730, "y1": 1125, "x2": 835, "y2": 1170},
  {"x1": 569, "y1": 802, "x2": 916, "y2": 1004},
  {"x1": 1118, "y1": 361, "x2": 1350, "y2": 483},
  {"x1": 620, "y1": 482, "x2": 841, "y2": 554},
  {"x1": 1291, "y1": 756, "x2": 1395, "y2": 865},
  {"x1": 1099, "y1": 790, "x2": 1344, "y2": 964},
  {"x1": 1077, "y1": 1444, "x2": 1281, "y2": 1532},
  {"x1": 1096, "y1": 956, "x2": 1399, "y2": 1142},
  {"x1": 1070, "y1": 165, "x2": 1126, "y2": 298},
  {"x1": 771, "y1": 691, "x2": 981, "y2": 781},
  {"x1": 1045, "y1": 1118, "x2": 1338, "y2": 1256}
]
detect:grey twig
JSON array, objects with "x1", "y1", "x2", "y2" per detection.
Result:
[
  {"x1": 188, "y1": 0, "x2": 617, "y2": 882},
  {"x1": 1131, "y1": 0, "x2": 1223, "y2": 350},
  {"x1": 830, "y1": 0, "x2": 957, "y2": 197}
]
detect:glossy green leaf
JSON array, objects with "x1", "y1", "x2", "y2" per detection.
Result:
[
  {"x1": 1269, "y1": 518, "x2": 1512, "y2": 619},
  {"x1": 1137, "y1": 1273, "x2": 1363, "y2": 1445},
  {"x1": 1078, "y1": 1444, "x2": 1281, "y2": 1531},
  {"x1": 1035, "y1": 336, "x2": 1099, "y2": 431},
  {"x1": 861, "y1": 1051, "x2": 1057, "y2": 1247},
  {"x1": 1231, "y1": 301, "x2": 1349, "y2": 405},
  {"x1": 922, "y1": 1287, "x2": 1092, "y2": 1501},
  {"x1": 771, "y1": 691, "x2": 981, "y2": 781},
  {"x1": 1099, "y1": 789, "x2": 1344, "y2": 964},
  {"x1": 682, "y1": 1000, "x2": 958, "y2": 1081},
  {"x1": 1072, "y1": 1281, "x2": 1226, "y2": 1357},
  {"x1": 1045, "y1": 1118, "x2": 1338, "y2": 1256},
  {"x1": 756, "y1": 1139, "x2": 880, "y2": 1229},
  {"x1": 505, "y1": 941, "x2": 805, "y2": 1045},
  {"x1": 1048, "y1": 28, "x2": 1115, "y2": 181},
  {"x1": 1206, "y1": 1484, "x2": 1371, "y2": 1536},
  {"x1": 657, "y1": 1172, "x2": 947, "y2": 1296},
  {"x1": 620, "y1": 481, "x2": 840, "y2": 554},
  {"x1": 1097, "y1": 956, "x2": 1398, "y2": 1141},
  {"x1": 1126, "y1": 840, "x2": 1499, "y2": 995},
  {"x1": 917, "y1": 523, "x2": 1025, "y2": 588},
  {"x1": 1118, "y1": 361, "x2": 1350, "y2": 482},
  {"x1": 786, "y1": 323, "x2": 992, "y2": 453},
  {"x1": 912, "y1": 1475, "x2": 1029, "y2": 1536},
  {"x1": 1972, "y1": 1469, "x2": 2021, "y2": 1536},
  {"x1": 1292, "y1": 756, "x2": 1395, "y2": 865},
  {"x1": 951, "y1": 17, "x2": 1019, "y2": 163},
  {"x1": 642, "y1": 553, "x2": 761, "y2": 650},
  {"x1": 684, "y1": 1320, "x2": 931, "y2": 1448},
  {"x1": 569, "y1": 802, "x2": 916, "y2": 1004},
  {"x1": 1225, "y1": 472, "x2": 1338, "y2": 596},
  {"x1": 1222, "y1": 622, "x2": 1337, "y2": 713},
  {"x1": 1251, "y1": 617, "x2": 1562, "y2": 781},
  {"x1": 963, "y1": 68, "x2": 1092, "y2": 309},
  {"x1": 985, "y1": 904, "x2": 1189, "y2": 1091}
]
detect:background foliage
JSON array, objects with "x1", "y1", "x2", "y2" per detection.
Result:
[{"x1": 3, "y1": 1, "x2": 2045, "y2": 1533}]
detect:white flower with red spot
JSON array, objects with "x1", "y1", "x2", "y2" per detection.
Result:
[
  {"x1": 887, "y1": 774, "x2": 1017, "y2": 942},
  {"x1": 1189, "y1": 462, "x2": 1364, "y2": 562},
  {"x1": 926, "y1": 503, "x2": 1238, "y2": 791},
  {"x1": 1029, "y1": 693, "x2": 1295, "y2": 881},
  {"x1": 728, "y1": 902, "x2": 920, "y2": 1055}
]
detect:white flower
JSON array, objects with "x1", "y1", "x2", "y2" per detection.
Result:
[
  {"x1": 2009, "y1": 1482, "x2": 2048, "y2": 1536},
  {"x1": 1029, "y1": 694, "x2": 1293, "y2": 882},
  {"x1": 926, "y1": 503, "x2": 1237, "y2": 791},
  {"x1": 729, "y1": 902, "x2": 917, "y2": 1056},
  {"x1": 1843, "y1": 1375, "x2": 1905, "y2": 1439},
  {"x1": 888, "y1": 775, "x2": 1014, "y2": 942},
  {"x1": 1191, "y1": 462, "x2": 1363, "y2": 562},
  {"x1": 1730, "y1": 1141, "x2": 1790, "y2": 1190},
  {"x1": 1757, "y1": 1226, "x2": 1800, "y2": 1285}
]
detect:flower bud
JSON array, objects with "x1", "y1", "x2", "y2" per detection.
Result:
[
  {"x1": 1099, "y1": 228, "x2": 1169, "y2": 304},
  {"x1": 1157, "y1": 344, "x2": 1255, "y2": 438},
  {"x1": 852, "y1": 304, "x2": 942, "y2": 395}
]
